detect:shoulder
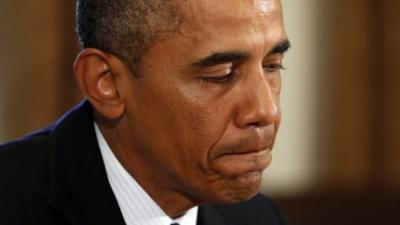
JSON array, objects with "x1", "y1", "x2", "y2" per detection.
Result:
[
  {"x1": 0, "y1": 101, "x2": 94, "y2": 192},
  {"x1": 0, "y1": 130, "x2": 54, "y2": 223},
  {"x1": 0, "y1": 129, "x2": 51, "y2": 163},
  {"x1": 212, "y1": 194, "x2": 287, "y2": 225},
  {"x1": 0, "y1": 129, "x2": 52, "y2": 191},
  {"x1": 0, "y1": 101, "x2": 91, "y2": 169}
]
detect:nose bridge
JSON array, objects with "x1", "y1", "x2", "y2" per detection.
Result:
[{"x1": 235, "y1": 67, "x2": 279, "y2": 128}]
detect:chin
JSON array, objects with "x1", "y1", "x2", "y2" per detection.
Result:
[
  {"x1": 206, "y1": 171, "x2": 263, "y2": 204},
  {"x1": 224, "y1": 188, "x2": 259, "y2": 204}
]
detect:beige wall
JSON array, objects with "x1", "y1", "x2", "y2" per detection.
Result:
[{"x1": 261, "y1": 0, "x2": 331, "y2": 195}]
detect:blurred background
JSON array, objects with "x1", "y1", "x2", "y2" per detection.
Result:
[{"x1": 0, "y1": 0, "x2": 399, "y2": 224}]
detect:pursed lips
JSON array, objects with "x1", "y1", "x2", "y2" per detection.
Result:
[
  {"x1": 220, "y1": 145, "x2": 269, "y2": 156},
  {"x1": 207, "y1": 128, "x2": 276, "y2": 177},
  {"x1": 212, "y1": 126, "x2": 276, "y2": 158},
  {"x1": 210, "y1": 145, "x2": 272, "y2": 177}
]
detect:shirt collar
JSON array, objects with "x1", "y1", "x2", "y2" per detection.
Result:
[{"x1": 94, "y1": 122, "x2": 198, "y2": 225}]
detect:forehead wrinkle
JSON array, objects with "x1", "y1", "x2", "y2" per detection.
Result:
[
  {"x1": 171, "y1": 0, "x2": 285, "y2": 64},
  {"x1": 177, "y1": 0, "x2": 282, "y2": 31},
  {"x1": 182, "y1": 0, "x2": 280, "y2": 18},
  {"x1": 179, "y1": 0, "x2": 261, "y2": 28}
]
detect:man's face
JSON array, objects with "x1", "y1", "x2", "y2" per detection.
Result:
[{"x1": 122, "y1": 0, "x2": 288, "y2": 203}]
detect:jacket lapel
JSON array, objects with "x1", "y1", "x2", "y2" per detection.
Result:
[{"x1": 43, "y1": 101, "x2": 126, "y2": 225}]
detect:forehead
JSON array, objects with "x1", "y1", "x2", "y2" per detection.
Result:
[
  {"x1": 178, "y1": 0, "x2": 282, "y2": 27},
  {"x1": 140, "y1": 0, "x2": 285, "y2": 70},
  {"x1": 174, "y1": 0, "x2": 285, "y2": 49}
]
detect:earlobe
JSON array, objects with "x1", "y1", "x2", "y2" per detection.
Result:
[{"x1": 74, "y1": 48, "x2": 125, "y2": 119}]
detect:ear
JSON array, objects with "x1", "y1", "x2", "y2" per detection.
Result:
[{"x1": 74, "y1": 48, "x2": 125, "y2": 119}]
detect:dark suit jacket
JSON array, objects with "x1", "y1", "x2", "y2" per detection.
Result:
[{"x1": 0, "y1": 101, "x2": 287, "y2": 225}]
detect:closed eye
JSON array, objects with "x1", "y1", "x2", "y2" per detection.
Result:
[
  {"x1": 200, "y1": 72, "x2": 235, "y2": 84},
  {"x1": 263, "y1": 63, "x2": 286, "y2": 73},
  {"x1": 200, "y1": 63, "x2": 285, "y2": 85}
]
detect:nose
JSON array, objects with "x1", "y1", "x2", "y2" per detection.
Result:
[{"x1": 234, "y1": 69, "x2": 280, "y2": 128}]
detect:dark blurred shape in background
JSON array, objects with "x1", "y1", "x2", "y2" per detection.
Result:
[{"x1": 0, "y1": 0, "x2": 399, "y2": 224}]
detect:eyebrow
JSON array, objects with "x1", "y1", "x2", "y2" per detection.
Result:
[
  {"x1": 191, "y1": 52, "x2": 249, "y2": 67},
  {"x1": 190, "y1": 39, "x2": 291, "y2": 68},
  {"x1": 269, "y1": 39, "x2": 291, "y2": 55}
]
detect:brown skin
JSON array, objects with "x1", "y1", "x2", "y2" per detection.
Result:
[{"x1": 74, "y1": 0, "x2": 288, "y2": 218}]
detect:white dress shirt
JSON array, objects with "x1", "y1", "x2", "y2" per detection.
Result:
[{"x1": 94, "y1": 123, "x2": 198, "y2": 225}]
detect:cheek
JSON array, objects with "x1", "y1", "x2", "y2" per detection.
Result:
[
  {"x1": 172, "y1": 82, "x2": 235, "y2": 160},
  {"x1": 171, "y1": 97, "x2": 239, "y2": 188},
  {"x1": 182, "y1": 103, "x2": 232, "y2": 167}
]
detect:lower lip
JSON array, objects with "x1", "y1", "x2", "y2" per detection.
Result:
[{"x1": 211, "y1": 148, "x2": 271, "y2": 177}]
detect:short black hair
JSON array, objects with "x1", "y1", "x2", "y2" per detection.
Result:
[{"x1": 76, "y1": 0, "x2": 180, "y2": 73}]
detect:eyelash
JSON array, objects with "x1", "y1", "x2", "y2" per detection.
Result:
[
  {"x1": 264, "y1": 63, "x2": 286, "y2": 72},
  {"x1": 200, "y1": 63, "x2": 285, "y2": 85},
  {"x1": 200, "y1": 72, "x2": 235, "y2": 84}
]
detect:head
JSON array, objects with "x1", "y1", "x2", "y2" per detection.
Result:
[{"x1": 74, "y1": 0, "x2": 289, "y2": 215}]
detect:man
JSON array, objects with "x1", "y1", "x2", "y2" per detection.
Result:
[{"x1": 0, "y1": 0, "x2": 290, "y2": 224}]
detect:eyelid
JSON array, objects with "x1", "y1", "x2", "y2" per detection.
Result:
[
  {"x1": 204, "y1": 67, "x2": 232, "y2": 77},
  {"x1": 198, "y1": 65, "x2": 236, "y2": 85},
  {"x1": 263, "y1": 55, "x2": 284, "y2": 65},
  {"x1": 197, "y1": 64, "x2": 233, "y2": 77},
  {"x1": 264, "y1": 54, "x2": 283, "y2": 62},
  {"x1": 200, "y1": 72, "x2": 235, "y2": 84}
]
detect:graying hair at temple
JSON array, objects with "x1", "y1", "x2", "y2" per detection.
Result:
[{"x1": 76, "y1": 0, "x2": 181, "y2": 73}]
